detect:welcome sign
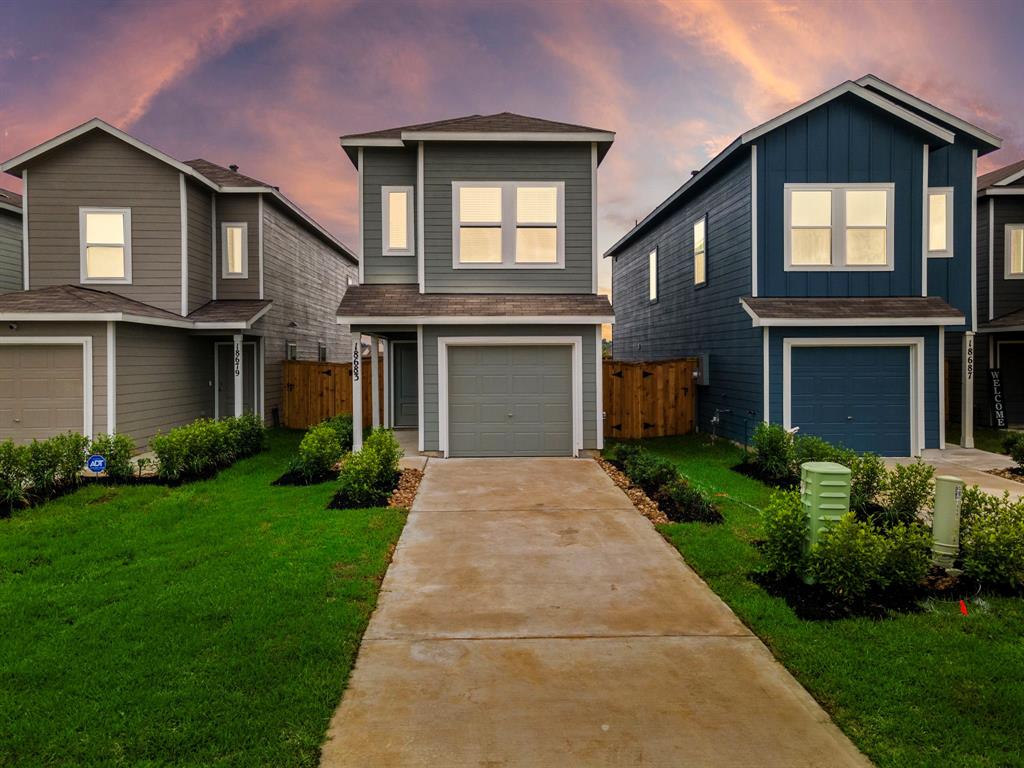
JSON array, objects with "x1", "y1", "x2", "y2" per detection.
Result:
[{"x1": 989, "y1": 368, "x2": 1006, "y2": 428}]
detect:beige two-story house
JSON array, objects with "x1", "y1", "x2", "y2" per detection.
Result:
[{"x1": 0, "y1": 119, "x2": 357, "y2": 446}]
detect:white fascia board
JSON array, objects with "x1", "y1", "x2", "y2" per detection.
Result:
[
  {"x1": 750, "y1": 316, "x2": 962, "y2": 327},
  {"x1": 0, "y1": 311, "x2": 193, "y2": 328},
  {"x1": 192, "y1": 302, "x2": 272, "y2": 330},
  {"x1": 979, "y1": 188, "x2": 1024, "y2": 196},
  {"x1": 0, "y1": 202, "x2": 21, "y2": 215},
  {"x1": 981, "y1": 324, "x2": 1024, "y2": 333},
  {"x1": 994, "y1": 168, "x2": 1024, "y2": 186},
  {"x1": 856, "y1": 75, "x2": 1003, "y2": 149},
  {"x1": 401, "y1": 130, "x2": 615, "y2": 143},
  {"x1": 337, "y1": 314, "x2": 615, "y2": 325},
  {"x1": 339, "y1": 137, "x2": 405, "y2": 148}
]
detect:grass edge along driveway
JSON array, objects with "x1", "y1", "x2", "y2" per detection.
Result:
[
  {"x1": 0, "y1": 429, "x2": 405, "y2": 768},
  {"x1": 639, "y1": 435, "x2": 1024, "y2": 768}
]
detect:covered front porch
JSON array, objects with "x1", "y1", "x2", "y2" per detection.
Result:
[{"x1": 350, "y1": 326, "x2": 423, "y2": 454}]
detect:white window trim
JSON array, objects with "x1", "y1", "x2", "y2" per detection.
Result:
[
  {"x1": 221, "y1": 222, "x2": 248, "y2": 279},
  {"x1": 782, "y1": 337, "x2": 924, "y2": 457},
  {"x1": 79, "y1": 207, "x2": 132, "y2": 284},
  {"x1": 1004, "y1": 223, "x2": 1024, "y2": 280},
  {"x1": 694, "y1": 215, "x2": 707, "y2": 286},
  {"x1": 0, "y1": 336, "x2": 93, "y2": 439},
  {"x1": 437, "y1": 336, "x2": 583, "y2": 458},
  {"x1": 382, "y1": 185, "x2": 414, "y2": 256},
  {"x1": 927, "y1": 187, "x2": 954, "y2": 259},
  {"x1": 783, "y1": 183, "x2": 895, "y2": 272},
  {"x1": 648, "y1": 247, "x2": 658, "y2": 302},
  {"x1": 451, "y1": 180, "x2": 565, "y2": 269}
]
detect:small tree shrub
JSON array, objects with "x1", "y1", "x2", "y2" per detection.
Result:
[
  {"x1": 623, "y1": 452, "x2": 679, "y2": 496},
  {"x1": 224, "y1": 413, "x2": 267, "y2": 458},
  {"x1": 0, "y1": 441, "x2": 28, "y2": 515},
  {"x1": 22, "y1": 432, "x2": 89, "y2": 501},
  {"x1": 323, "y1": 415, "x2": 354, "y2": 454},
  {"x1": 602, "y1": 441, "x2": 642, "y2": 469},
  {"x1": 880, "y1": 460, "x2": 935, "y2": 527},
  {"x1": 1002, "y1": 432, "x2": 1024, "y2": 470},
  {"x1": 287, "y1": 423, "x2": 344, "y2": 484},
  {"x1": 880, "y1": 522, "x2": 932, "y2": 594},
  {"x1": 808, "y1": 513, "x2": 888, "y2": 606},
  {"x1": 654, "y1": 478, "x2": 722, "y2": 523},
  {"x1": 793, "y1": 434, "x2": 838, "y2": 466},
  {"x1": 760, "y1": 489, "x2": 807, "y2": 578},
  {"x1": 961, "y1": 494, "x2": 1024, "y2": 591},
  {"x1": 151, "y1": 418, "x2": 235, "y2": 482},
  {"x1": 88, "y1": 433, "x2": 137, "y2": 482},
  {"x1": 331, "y1": 429, "x2": 403, "y2": 508},
  {"x1": 750, "y1": 423, "x2": 795, "y2": 485},
  {"x1": 849, "y1": 453, "x2": 886, "y2": 515}
]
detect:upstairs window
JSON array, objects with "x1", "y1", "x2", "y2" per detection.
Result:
[
  {"x1": 694, "y1": 216, "x2": 707, "y2": 286},
  {"x1": 1006, "y1": 224, "x2": 1024, "y2": 279},
  {"x1": 785, "y1": 184, "x2": 893, "y2": 271},
  {"x1": 80, "y1": 207, "x2": 131, "y2": 283},
  {"x1": 928, "y1": 187, "x2": 954, "y2": 258},
  {"x1": 453, "y1": 181, "x2": 563, "y2": 268},
  {"x1": 285, "y1": 341, "x2": 298, "y2": 361},
  {"x1": 382, "y1": 186, "x2": 414, "y2": 255},
  {"x1": 649, "y1": 248, "x2": 658, "y2": 302},
  {"x1": 317, "y1": 341, "x2": 328, "y2": 362},
  {"x1": 222, "y1": 222, "x2": 248, "y2": 278}
]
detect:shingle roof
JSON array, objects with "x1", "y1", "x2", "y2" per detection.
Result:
[
  {"x1": 188, "y1": 299, "x2": 272, "y2": 324},
  {"x1": 982, "y1": 308, "x2": 1024, "y2": 331},
  {"x1": 183, "y1": 159, "x2": 270, "y2": 188},
  {"x1": 978, "y1": 158, "x2": 1024, "y2": 191},
  {"x1": 741, "y1": 296, "x2": 963, "y2": 322},
  {"x1": 337, "y1": 284, "x2": 613, "y2": 319},
  {"x1": 340, "y1": 112, "x2": 611, "y2": 141},
  {"x1": 0, "y1": 188, "x2": 22, "y2": 209},
  {"x1": 0, "y1": 284, "x2": 185, "y2": 321}
]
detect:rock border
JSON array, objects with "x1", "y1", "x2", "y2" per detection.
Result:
[
  {"x1": 595, "y1": 457, "x2": 668, "y2": 524},
  {"x1": 388, "y1": 468, "x2": 424, "y2": 509}
]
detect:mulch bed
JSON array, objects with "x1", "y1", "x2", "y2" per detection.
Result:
[
  {"x1": 986, "y1": 467, "x2": 1024, "y2": 485},
  {"x1": 732, "y1": 459, "x2": 797, "y2": 489},
  {"x1": 596, "y1": 458, "x2": 668, "y2": 524},
  {"x1": 388, "y1": 468, "x2": 423, "y2": 509}
]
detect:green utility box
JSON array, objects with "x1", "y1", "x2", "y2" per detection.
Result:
[
  {"x1": 801, "y1": 461, "x2": 852, "y2": 554},
  {"x1": 932, "y1": 475, "x2": 964, "y2": 569}
]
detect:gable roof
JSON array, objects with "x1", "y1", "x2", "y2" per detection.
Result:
[
  {"x1": 1, "y1": 119, "x2": 356, "y2": 264},
  {"x1": 0, "y1": 188, "x2": 21, "y2": 214},
  {"x1": 339, "y1": 111, "x2": 615, "y2": 165},
  {"x1": 978, "y1": 158, "x2": 1024, "y2": 192},
  {"x1": 605, "y1": 76, "x2": 996, "y2": 259}
]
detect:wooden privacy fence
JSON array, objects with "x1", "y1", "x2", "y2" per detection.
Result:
[
  {"x1": 281, "y1": 359, "x2": 383, "y2": 429},
  {"x1": 603, "y1": 358, "x2": 697, "y2": 439}
]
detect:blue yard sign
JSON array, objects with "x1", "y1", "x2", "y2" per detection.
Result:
[{"x1": 86, "y1": 454, "x2": 107, "y2": 473}]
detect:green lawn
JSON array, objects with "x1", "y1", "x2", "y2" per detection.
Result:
[
  {"x1": 945, "y1": 423, "x2": 1021, "y2": 455},
  {"x1": 0, "y1": 430, "x2": 405, "y2": 768},
  {"x1": 641, "y1": 435, "x2": 1024, "y2": 768}
]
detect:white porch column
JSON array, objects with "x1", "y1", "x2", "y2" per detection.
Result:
[
  {"x1": 961, "y1": 331, "x2": 975, "y2": 448},
  {"x1": 352, "y1": 335, "x2": 363, "y2": 452},
  {"x1": 370, "y1": 335, "x2": 380, "y2": 429},
  {"x1": 382, "y1": 339, "x2": 391, "y2": 428},
  {"x1": 232, "y1": 333, "x2": 243, "y2": 417}
]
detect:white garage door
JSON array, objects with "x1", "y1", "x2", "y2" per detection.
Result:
[{"x1": 0, "y1": 345, "x2": 85, "y2": 443}]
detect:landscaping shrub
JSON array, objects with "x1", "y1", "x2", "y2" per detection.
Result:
[
  {"x1": 151, "y1": 418, "x2": 235, "y2": 482},
  {"x1": 0, "y1": 441, "x2": 28, "y2": 514},
  {"x1": 602, "y1": 441, "x2": 642, "y2": 469},
  {"x1": 961, "y1": 493, "x2": 1024, "y2": 591},
  {"x1": 750, "y1": 422, "x2": 795, "y2": 485},
  {"x1": 224, "y1": 413, "x2": 267, "y2": 458},
  {"x1": 88, "y1": 433, "x2": 137, "y2": 483},
  {"x1": 623, "y1": 452, "x2": 679, "y2": 496},
  {"x1": 849, "y1": 453, "x2": 887, "y2": 515},
  {"x1": 880, "y1": 522, "x2": 932, "y2": 594},
  {"x1": 330, "y1": 428, "x2": 403, "y2": 508},
  {"x1": 760, "y1": 489, "x2": 807, "y2": 578},
  {"x1": 808, "y1": 513, "x2": 888, "y2": 606},
  {"x1": 1002, "y1": 432, "x2": 1024, "y2": 470},
  {"x1": 880, "y1": 460, "x2": 935, "y2": 527},
  {"x1": 322, "y1": 414, "x2": 354, "y2": 454},
  {"x1": 654, "y1": 478, "x2": 722, "y2": 523},
  {"x1": 793, "y1": 434, "x2": 839, "y2": 466},
  {"x1": 23, "y1": 432, "x2": 89, "y2": 500},
  {"x1": 286, "y1": 422, "x2": 344, "y2": 484}
]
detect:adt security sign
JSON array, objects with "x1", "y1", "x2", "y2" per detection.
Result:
[{"x1": 86, "y1": 454, "x2": 107, "y2": 474}]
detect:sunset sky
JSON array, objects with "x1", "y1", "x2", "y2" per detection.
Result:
[{"x1": 2, "y1": 0, "x2": 1022, "y2": 293}]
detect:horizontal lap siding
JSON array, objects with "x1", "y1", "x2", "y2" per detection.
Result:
[
  {"x1": 421, "y1": 324, "x2": 599, "y2": 452},
  {"x1": 214, "y1": 193, "x2": 260, "y2": 299},
  {"x1": 255, "y1": 200, "x2": 356, "y2": 423},
  {"x1": 187, "y1": 181, "x2": 212, "y2": 312},
  {"x1": 926, "y1": 138, "x2": 974, "y2": 326},
  {"x1": 423, "y1": 143, "x2": 592, "y2": 293},
  {"x1": 0, "y1": 211, "x2": 21, "y2": 292},
  {"x1": 363, "y1": 147, "x2": 418, "y2": 284},
  {"x1": 611, "y1": 155, "x2": 760, "y2": 442},
  {"x1": 990, "y1": 197, "x2": 1024, "y2": 318},
  {"x1": 27, "y1": 131, "x2": 183, "y2": 313},
  {"x1": 114, "y1": 323, "x2": 211, "y2": 449}
]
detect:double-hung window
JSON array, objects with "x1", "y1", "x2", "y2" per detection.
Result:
[
  {"x1": 80, "y1": 207, "x2": 131, "y2": 283},
  {"x1": 693, "y1": 216, "x2": 707, "y2": 286},
  {"x1": 785, "y1": 183, "x2": 894, "y2": 271},
  {"x1": 453, "y1": 181, "x2": 564, "y2": 268},
  {"x1": 222, "y1": 222, "x2": 248, "y2": 278},
  {"x1": 927, "y1": 187, "x2": 954, "y2": 258},
  {"x1": 1006, "y1": 224, "x2": 1024, "y2": 279},
  {"x1": 382, "y1": 186, "x2": 414, "y2": 255}
]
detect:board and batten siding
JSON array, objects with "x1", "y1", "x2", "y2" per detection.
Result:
[
  {"x1": 115, "y1": 323, "x2": 211, "y2": 449},
  {"x1": 422, "y1": 142, "x2": 593, "y2": 293},
  {"x1": 0, "y1": 320, "x2": 108, "y2": 435},
  {"x1": 214, "y1": 193, "x2": 260, "y2": 300},
  {"x1": 419, "y1": 324, "x2": 600, "y2": 452},
  {"x1": 362, "y1": 147, "x2": 418, "y2": 284},
  {"x1": 0, "y1": 210, "x2": 22, "y2": 293},
  {"x1": 754, "y1": 93, "x2": 926, "y2": 299},
  {"x1": 611, "y1": 154, "x2": 761, "y2": 442},
  {"x1": 254, "y1": 199, "x2": 356, "y2": 422},
  {"x1": 926, "y1": 137, "x2": 975, "y2": 327},
  {"x1": 25, "y1": 130, "x2": 183, "y2": 313},
  {"x1": 186, "y1": 180, "x2": 213, "y2": 312},
  {"x1": 987, "y1": 196, "x2": 1024, "y2": 319}
]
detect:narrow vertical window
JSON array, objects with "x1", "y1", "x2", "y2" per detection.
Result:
[
  {"x1": 928, "y1": 187, "x2": 954, "y2": 258},
  {"x1": 222, "y1": 222, "x2": 248, "y2": 278},
  {"x1": 80, "y1": 208, "x2": 131, "y2": 283},
  {"x1": 1006, "y1": 224, "x2": 1024, "y2": 278},
  {"x1": 285, "y1": 341, "x2": 298, "y2": 361},
  {"x1": 382, "y1": 186, "x2": 413, "y2": 255},
  {"x1": 317, "y1": 341, "x2": 328, "y2": 362},
  {"x1": 649, "y1": 248, "x2": 658, "y2": 302},
  {"x1": 694, "y1": 216, "x2": 707, "y2": 286}
]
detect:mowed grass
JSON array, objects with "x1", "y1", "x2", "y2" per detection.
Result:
[
  {"x1": 0, "y1": 430, "x2": 405, "y2": 768},
  {"x1": 638, "y1": 435, "x2": 1024, "y2": 768},
  {"x1": 945, "y1": 423, "x2": 1022, "y2": 456}
]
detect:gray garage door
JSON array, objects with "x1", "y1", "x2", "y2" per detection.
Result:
[
  {"x1": 448, "y1": 345, "x2": 572, "y2": 457},
  {"x1": 0, "y1": 345, "x2": 84, "y2": 443}
]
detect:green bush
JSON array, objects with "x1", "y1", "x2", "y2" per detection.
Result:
[
  {"x1": 961, "y1": 493, "x2": 1024, "y2": 591},
  {"x1": 0, "y1": 440, "x2": 28, "y2": 513},
  {"x1": 322, "y1": 415, "x2": 354, "y2": 454},
  {"x1": 751, "y1": 422, "x2": 795, "y2": 484},
  {"x1": 22, "y1": 432, "x2": 89, "y2": 499},
  {"x1": 603, "y1": 441, "x2": 642, "y2": 469},
  {"x1": 291, "y1": 422, "x2": 344, "y2": 483},
  {"x1": 760, "y1": 489, "x2": 807, "y2": 578},
  {"x1": 1002, "y1": 432, "x2": 1024, "y2": 469},
  {"x1": 880, "y1": 523, "x2": 932, "y2": 593},
  {"x1": 654, "y1": 477, "x2": 721, "y2": 523},
  {"x1": 88, "y1": 433, "x2": 136, "y2": 482},
  {"x1": 224, "y1": 413, "x2": 267, "y2": 458},
  {"x1": 808, "y1": 513, "x2": 888, "y2": 605},
  {"x1": 332, "y1": 428, "x2": 403, "y2": 508},
  {"x1": 623, "y1": 451, "x2": 679, "y2": 496},
  {"x1": 151, "y1": 418, "x2": 235, "y2": 482},
  {"x1": 849, "y1": 453, "x2": 886, "y2": 514},
  {"x1": 881, "y1": 460, "x2": 935, "y2": 526},
  {"x1": 793, "y1": 434, "x2": 839, "y2": 466}
]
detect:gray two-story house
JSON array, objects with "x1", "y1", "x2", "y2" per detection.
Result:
[
  {"x1": 608, "y1": 76, "x2": 1001, "y2": 456},
  {"x1": 0, "y1": 119, "x2": 357, "y2": 446},
  {"x1": 0, "y1": 189, "x2": 22, "y2": 293},
  {"x1": 336, "y1": 113, "x2": 615, "y2": 456}
]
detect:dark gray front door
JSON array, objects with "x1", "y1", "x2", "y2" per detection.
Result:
[
  {"x1": 393, "y1": 342, "x2": 418, "y2": 428},
  {"x1": 447, "y1": 345, "x2": 572, "y2": 457},
  {"x1": 216, "y1": 342, "x2": 257, "y2": 418}
]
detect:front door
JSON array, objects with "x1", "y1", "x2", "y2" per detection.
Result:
[
  {"x1": 216, "y1": 341, "x2": 257, "y2": 418},
  {"x1": 393, "y1": 342, "x2": 418, "y2": 428}
]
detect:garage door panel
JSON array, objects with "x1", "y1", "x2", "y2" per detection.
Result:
[
  {"x1": 0, "y1": 345, "x2": 85, "y2": 443},
  {"x1": 511, "y1": 374, "x2": 541, "y2": 394}
]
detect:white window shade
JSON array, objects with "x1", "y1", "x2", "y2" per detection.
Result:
[
  {"x1": 517, "y1": 186, "x2": 557, "y2": 224},
  {"x1": 459, "y1": 228, "x2": 502, "y2": 263},
  {"x1": 80, "y1": 207, "x2": 131, "y2": 283},
  {"x1": 226, "y1": 227, "x2": 244, "y2": 273},
  {"x1": 388, "y1": 191, "x2": 408, "y2": 250},
  {"x1": 453, "y1": 181, "x2": 564, "y2": 268},
  {"x1": 460, "y1": 187, "x2": 502, "y2": 223},
  {"x1": 516, "y1": 228, "x2": 557, "y2": 263},
  {"x1": 86, "y1": 212, "x2": 126, "y2": 244},
  {"x1": 221, "y1": 222, "x2": 248, "y2": 279},
  {"x1": 86, "y1": 247, "x2": 126, "y2": 279},
  {"x1": 1006, "y1": 224, "x2": 1024, "y2": 278},
  {"x1": 694, "y1": 217, "x2": 707, "y2": 285},
  {"x1": 649, "y1": 249, "x2": 658, "y2": 301},
  {"x1": 785, "y1": 184, "x2": 893, "y2": 271}
]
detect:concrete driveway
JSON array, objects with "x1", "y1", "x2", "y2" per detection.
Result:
[{"x1": 320, "y1": 458, "x2": 869, "y2": 767}]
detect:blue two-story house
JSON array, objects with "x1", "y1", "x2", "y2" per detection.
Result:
[{"x1": 608, "y1": 76, "x2": 1001, "y2": 456}]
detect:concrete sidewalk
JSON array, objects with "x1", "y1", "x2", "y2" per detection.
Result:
[
  {"x1": 320, "y1": 458, "x2": 869, "y2": 767},
  {"x1": 888, "y1": 445, "x2": 1023, "y2": 500}
]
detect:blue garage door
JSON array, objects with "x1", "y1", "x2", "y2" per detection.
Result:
[{"x1": 791, "y1": 345, "x2": 911, "y2": 456}]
